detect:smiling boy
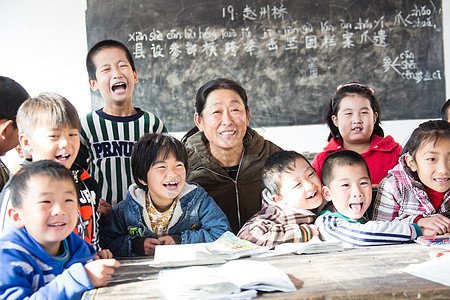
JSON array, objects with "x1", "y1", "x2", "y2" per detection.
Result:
[
  {"x1": 0, "y1": 93, "x2": 111, "y2": 258},
  {"x1": 76, "y1": 39, "x2": 167, "y2": 208},
  {"x1": 0, "y1": 160, "x2": 118, "y2": 299},
  {"x1": 237, "y1": 150, "x2": 327, "y2": 249},
  {"x1": 315, "y1": 150, "x2": 423, "y2": 247}
]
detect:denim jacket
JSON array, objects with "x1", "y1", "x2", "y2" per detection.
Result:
[{"x1": 99, "y1": 182, "x2": 231, "y2": 257}]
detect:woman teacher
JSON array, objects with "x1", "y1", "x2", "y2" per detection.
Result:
[{"x1": 182, "y1": 78, "x2": 282, "y2": 233}]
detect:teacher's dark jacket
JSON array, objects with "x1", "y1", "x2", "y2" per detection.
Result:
[{"x1": 184, "y1": 127, "x2": 282, "y2": 233}]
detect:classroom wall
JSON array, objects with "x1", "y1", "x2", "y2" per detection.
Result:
[{"x1": 1, "y1": 0, "x2": 449, "y2": 165}]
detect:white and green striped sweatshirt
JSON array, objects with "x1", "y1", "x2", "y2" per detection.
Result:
[{"x1": 76, "y1": 108, "x2": 167, "y2": 206}]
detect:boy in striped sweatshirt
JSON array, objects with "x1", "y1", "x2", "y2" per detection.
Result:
[
  {"x1": 237, "y1": 150, "x2": 328, "y2": 249},
  {"x1": 315, "y1": 150, "x2": 429, "y2": 247},
  {"x1": 76, "y1": 40, "x2": 167, "y2": 209}
]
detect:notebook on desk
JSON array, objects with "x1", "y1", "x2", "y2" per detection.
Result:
[{"x1": 149, "y1": 231, "x2": 269, "y2": 268}]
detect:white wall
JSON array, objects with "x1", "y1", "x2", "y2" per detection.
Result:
[{"x1": 1, "y1": 0, "x2": 449, "y2": 166}]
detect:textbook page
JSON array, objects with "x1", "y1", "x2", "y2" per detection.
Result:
[{"x1": 149, "y1": 243, "x2": 227, "y2": 267}]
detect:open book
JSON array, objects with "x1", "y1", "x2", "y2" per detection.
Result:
[
  {"x1": 253, "y1": 237, "x2": 344, "y2": 258},
  {"x1": 149, "y1": 231, "x2": 269, "y2": 267},
  {"x1": 275, "y1": 237, "x2": 344, "y2": 254},
  {"x1": 158, "y1": 260, "x2": 296, "y2": 299},
  {"x1": 203, "y1": 231, "x2": 270, "y2": 259}
]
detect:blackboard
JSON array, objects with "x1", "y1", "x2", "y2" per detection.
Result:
[{"x1": 86, "y1": 0, "x2": 445, "y2": 132}]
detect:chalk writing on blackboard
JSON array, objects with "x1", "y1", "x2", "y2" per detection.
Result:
[{"x1": 86, "y1": 0, "x2": 445, "y2": 131}]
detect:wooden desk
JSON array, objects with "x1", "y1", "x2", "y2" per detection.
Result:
[{"x1": 82, "y1": 243, "x2": 450, "y2": 299}]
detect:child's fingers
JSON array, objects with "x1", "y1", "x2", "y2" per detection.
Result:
[
  {"x1": 147, "y1": 238, "x2": 162, "y2": 245},
  {"x1": 145, "y1": 244, "x2": 158, "y2": 255},
  {"x1": 420, "y1": 227, "x2": 438, "y2": 236},
  {"x1": 158, "y1": 236, "x2": 176, "y2": 245},
  {"x1": 430, "y1": 222, "x2": 447, "y2": 235},
  {"x1": 101, "y1": 258, "x2": 120, "y2": 268},
  {"x1": 97, "y1": 249, "x2": 114, "y2": 259}
]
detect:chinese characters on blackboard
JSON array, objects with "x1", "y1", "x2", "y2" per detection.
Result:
[{"x1": 128, "y1": 3, "x2": 441, "y2": 84}]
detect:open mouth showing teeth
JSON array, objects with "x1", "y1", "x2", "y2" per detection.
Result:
[
  {"x1": 220, "y1": 131, "x2": 235, "y2": 136},
  {"x1": 435, "y1": 178, "x2": 449, "y2": 182},
  {"x1": 306, "y1": 192, "x2": 317, "y2": 199},
  {"x1": 163, "y1": 182, "x2": 179, "y2": 189},
  {"x1": 112, "y1": 83, "x2": 126, "y2": 92},
  {"x1": 49, "y1": 223, "x2": 65, "y2": 227},
  {"x1": 56, "y1": 154, "x2": 70, "y2": 161}
]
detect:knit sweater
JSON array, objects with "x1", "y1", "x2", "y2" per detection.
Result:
[
  {"x1": 183, "y1": 127, "x2": 282, "y2": 233},
  {"x1": 312, "y1": 135, "x2": 402, "y2": 184}
]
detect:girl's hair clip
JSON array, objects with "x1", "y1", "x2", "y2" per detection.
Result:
[{"x1": 336, "y1": 83, "x2": 374, "y2": 94}]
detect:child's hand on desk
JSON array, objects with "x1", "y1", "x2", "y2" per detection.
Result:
[
  {"x1": 417, "y1": 215, "x2": 450, "y2": 235},
  {"x1": 95, "y1": 249, "x2": 113, "y2": 260},
  {"x1": 84, "y1": 259, "x2": 119, "y2": 287},
  {"x1": 143, "y1": 238, "x2": 162, "y2": 255},
  {"x1": 158, "y1": 235, "x2": 176, "y2": 245}
]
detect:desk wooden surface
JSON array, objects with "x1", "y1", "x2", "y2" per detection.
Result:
[{"x1": 82, "y1": 243, "x2": 450, "y2": 299}]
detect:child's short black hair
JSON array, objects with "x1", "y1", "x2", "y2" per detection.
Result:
[
  {"x1": 263, "y1": 150, "x2": 310, "y2": 195},
  {"x1": 322, "y1": 150, "x2": 371, "y2": 187},
  {"x1": 441, "y1": 99, "x2": 450, "y2": 121},
  {"x1": 131, "y1": 133, "x2": 188, "y2": 191},
  {"x1": 10, "y1": 160, "x2": 77, "y2": 209},
  {"x1": 86, "y1": 39, "x2": 136, "y2": 80},
  {"x1": 0, "y1": 76, "x2": 29, "y2": 127}
]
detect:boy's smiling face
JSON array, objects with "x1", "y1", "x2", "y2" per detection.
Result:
[
  {"x1": 20, "y1": 119, "x2": 80, "y2": 169},
  {"x1": 139, "y1": 151, "x2": 186, "y2": 212},
  {"x1": 10, "y1": 175, "x2": 78, "y2": 256},
  {"x1": 323, "y1": 163, "x2": 372, "y2": 219},
  {"x1": 273, "y1": 157, "x2": 323, "y2": 210},
  {"x1": 89, "y1": 47, "x2": 138, "y2": 109}
]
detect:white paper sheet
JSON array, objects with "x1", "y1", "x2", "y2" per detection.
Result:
[{"x1": 402, "y1": 254, "x2": 450, "y2": 286}]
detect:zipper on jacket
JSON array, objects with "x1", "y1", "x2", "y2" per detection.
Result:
[{"x1": 195, "y1": 147, "x2": 246, "y2": 228}]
